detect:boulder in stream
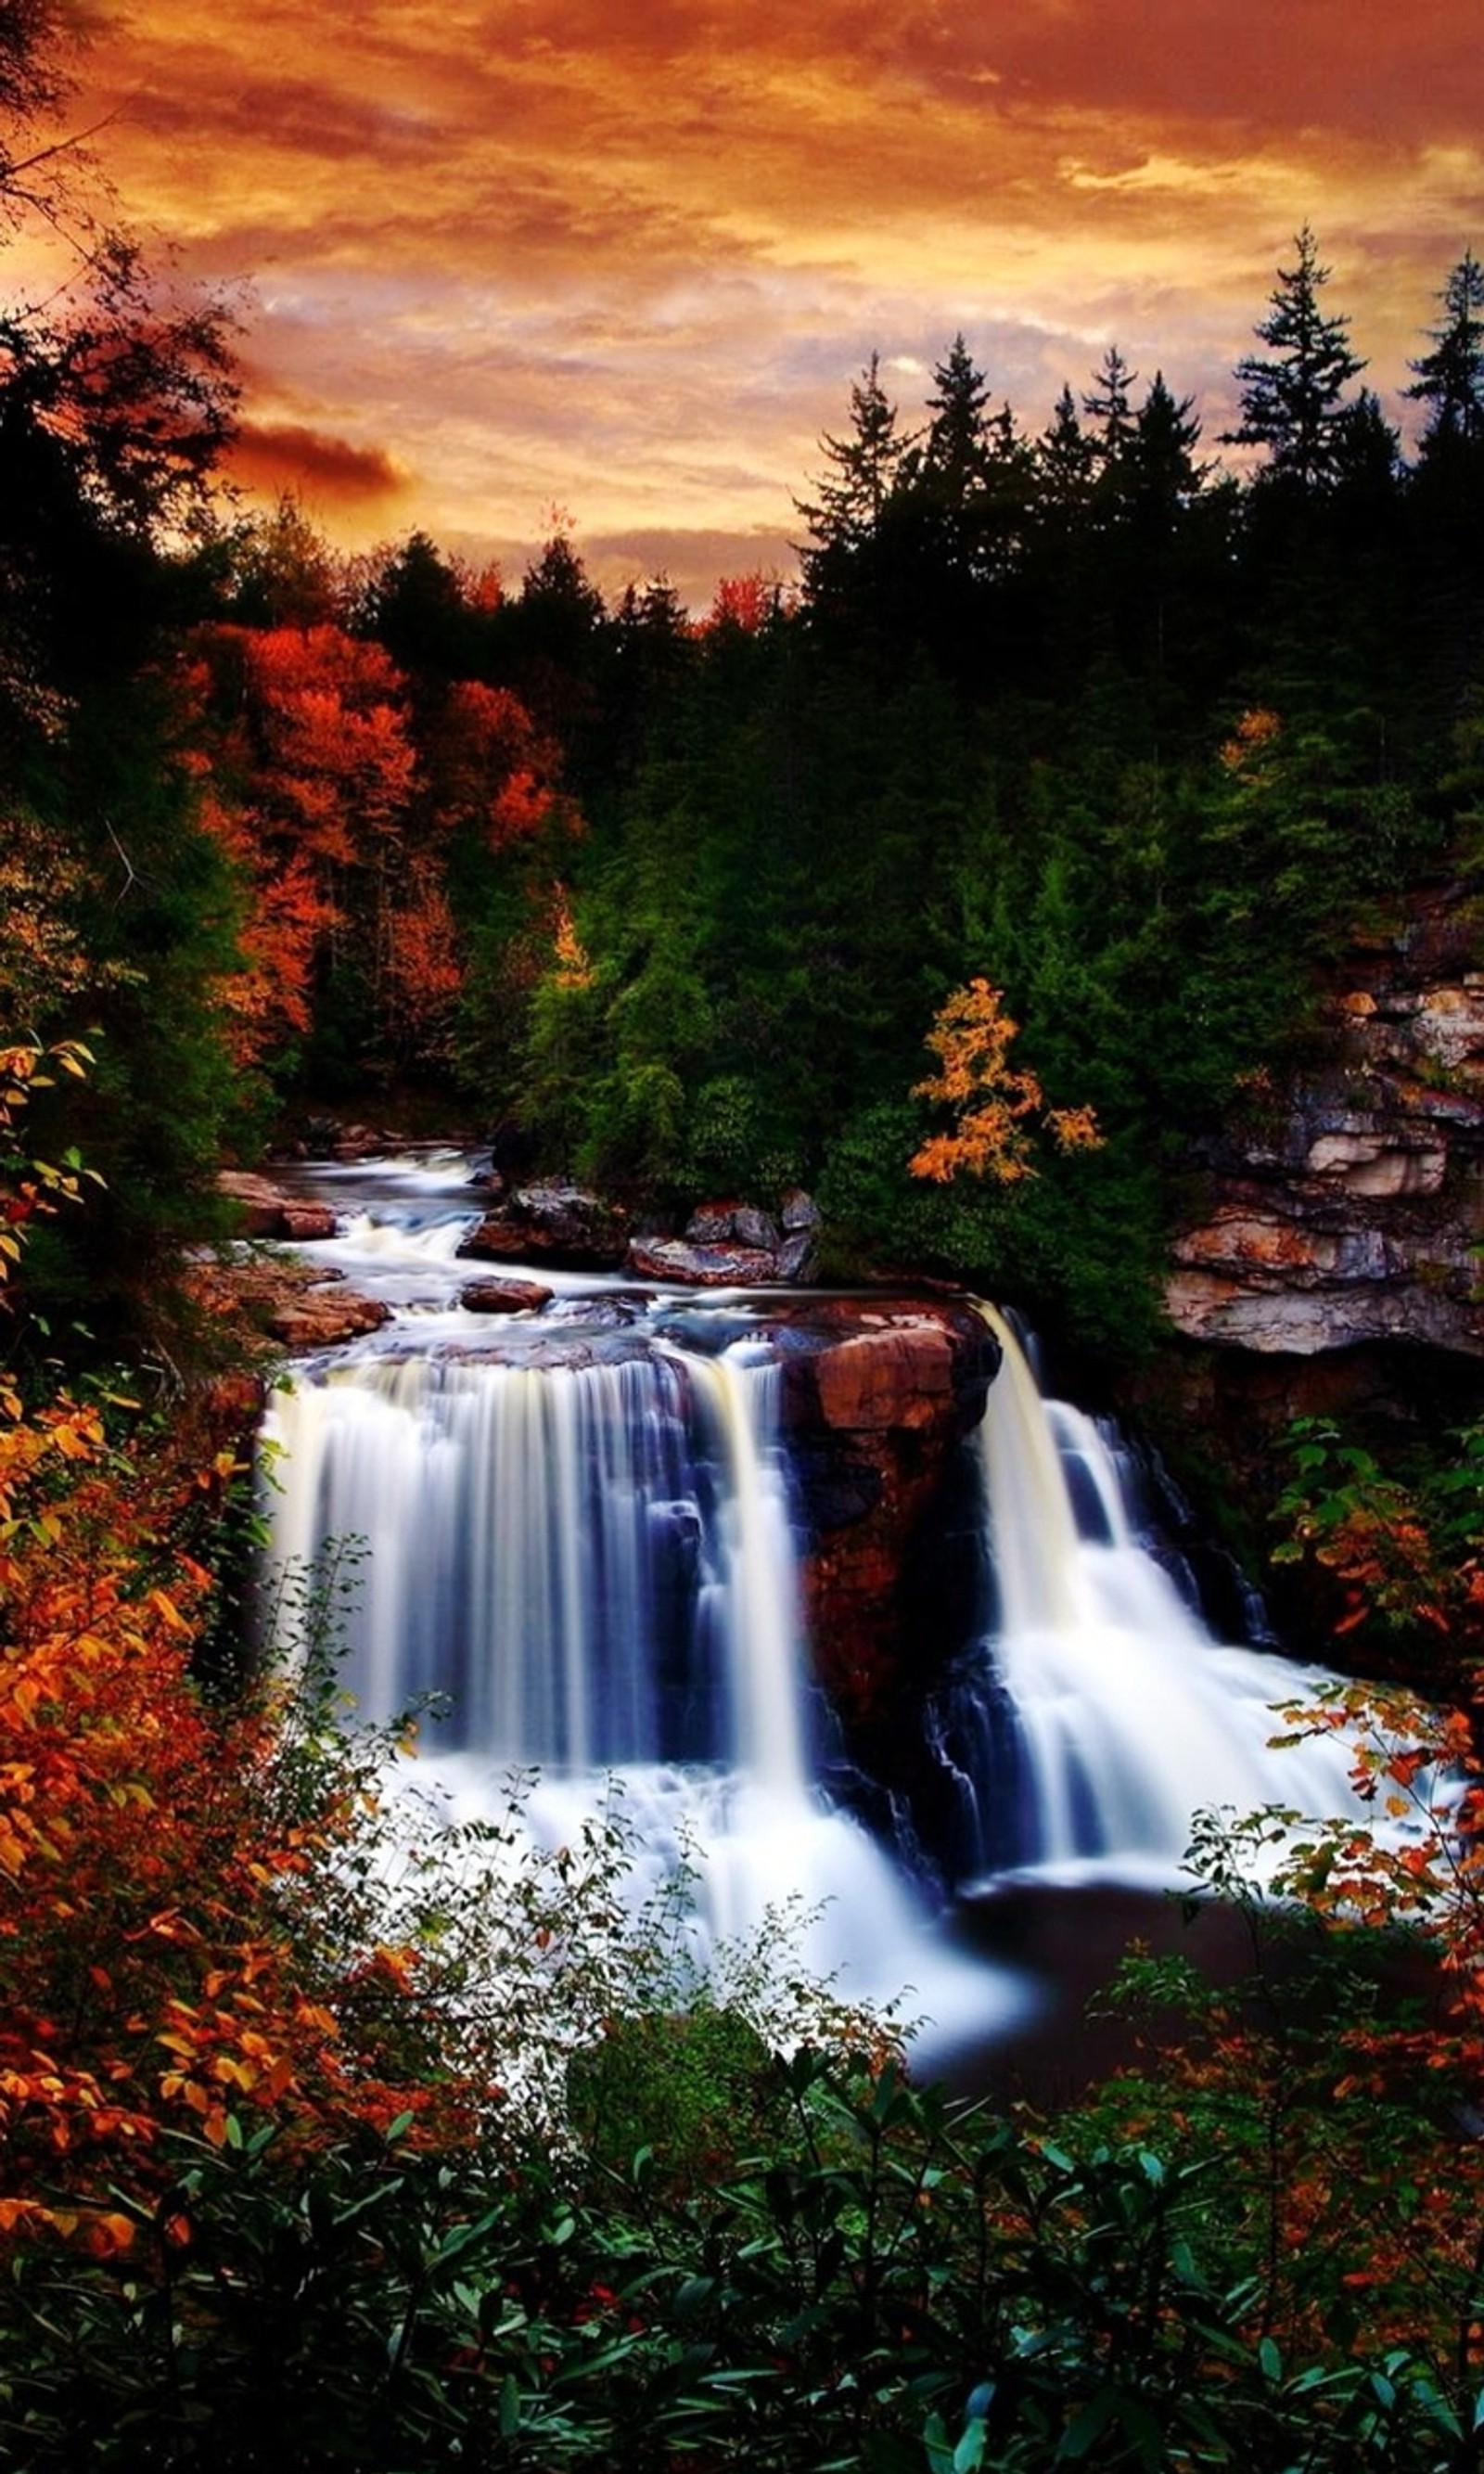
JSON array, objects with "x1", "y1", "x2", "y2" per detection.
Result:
[{"x1": 457, "y1": 1182, "x2": 629, "y2": 1271}]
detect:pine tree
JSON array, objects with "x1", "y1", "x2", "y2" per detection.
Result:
[
  {"x1": 1128, "y1": 372, "x2": 1209, "y2": 538},
  {"x1": 921, "y1": 333, "x2": 993, "y2": 508},
  {"x1": 1082, "y1": 345, "x2": 1139, "y2": 463},
  {"x1": 1227, "y1": 225, "x2": 1365, "y2": 494},
  {"x1": 1406, "y1": 249, "x2": 1484, "y2": 456},
  {"x1": 797, "y1": 353, "x2": 911, "y2": 570},
  {"x1": 1036, "y1": 384, "x2": 1096, "y2": 515}
]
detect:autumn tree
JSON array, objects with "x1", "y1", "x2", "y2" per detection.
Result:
[{"x1": 909, "y1": 978, "x2": 1101, "y2": 1185}]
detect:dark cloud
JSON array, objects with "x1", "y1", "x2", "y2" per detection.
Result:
[{"x1": 227, "y1": 420, "x2": 408, "y2": 503}]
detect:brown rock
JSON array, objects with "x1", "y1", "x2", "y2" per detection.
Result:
[
  {"x1": 684, "y1": 1201, "x2": 742, "y2": 1242},
  {"x1": 808, "y1": 1324, "x2": 958, "y2": 1430},
  {"x1": 1166, "y1": 884, "x2": 1484, "y2": 1362},
  {"x1": 265, "y1": 1291, "x2": 392, "y2": 1350},
  {"x1": 279, "y1": 1203, "x2": 339, "y2": 1241},
  {"x1": 458, "y1": 1182, "x2": 629, "y2": 1271},
  {"x1": 778, "y1": 1301, "x2": 997, "y2": 1733},
  {"x1": 217, "y1": 1170, "x2": 295, "y2": 1237},
  {"x1": 459, "y1": 1278, "x2": 554, "y2": 1314},
  {"x1": 627, "y1": 1237, "x2": 778, "y2": 1285}
]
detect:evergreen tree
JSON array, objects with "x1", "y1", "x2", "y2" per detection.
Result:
[
  {"x1": 920, "y1": 332, "x2": 993, "y2": 514},
  {"x1": 1227, "y1": 225, "x2": 1365, "y2": 494},
  {"x1": 1129, "y1": 372, "x2": 1208, "y2": 534},
  {"x1": 1036, "y1": 383, "x2": 1097, "y2": 515},
  {"x1": 797, "y1": 353, "x2": 911, "y2": 576},
  {"x1": 355, "y1": 530, "x2": 482, "y2": 680},
  {"x1": 1406, "y1": 248, "x2": 1484, "y2": 456},
  {"x1": 1082, "y1": 345, "x2": 1139, "y2": 468}
]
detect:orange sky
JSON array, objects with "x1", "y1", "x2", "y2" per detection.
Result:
[{"x1": 40, "y1": 0, "x2": 1484, "y2": 607}]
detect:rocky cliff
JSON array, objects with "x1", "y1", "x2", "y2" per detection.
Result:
[{"x1": 1165, "y1": 886, "x2": 1484, "y2": 1360}]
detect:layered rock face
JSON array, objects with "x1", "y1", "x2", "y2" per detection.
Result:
[{"x1": 1166, "y1": 890, "x2": 1484, "y2": 1357}]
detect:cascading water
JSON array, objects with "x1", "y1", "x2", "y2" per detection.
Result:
[
  {"x1": 259, "y1": 1186, "x2": 1001, "y2": 2042},
  {"x1": 258, "y1": 1155, "x2": 1394, "y2": 2065},
  {"x1": 935, "y1": 1303, "x2": 1374, "y2": 1886}
]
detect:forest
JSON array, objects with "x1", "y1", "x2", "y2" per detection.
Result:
[{"x1": 6, "y1": 2, "x2": 1484, "y2": 2464}]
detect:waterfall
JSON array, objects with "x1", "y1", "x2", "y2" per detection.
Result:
[
  {"x1": 263, "y1": 1346, "x2": 810, "y2": 1781},
  {"x1": 957, "y1": 1305, "x2": 1378, "y2": 1883},
  {"x1": 257, "y1": 1155, "x2": 1413, "y2": 2067},
  {"x1": 261, "y1": 1296, "x2": 1005, "y2": 2045}
]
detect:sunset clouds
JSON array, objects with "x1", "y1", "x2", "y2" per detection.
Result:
[{"x1": 47, "y1": 0, "x2": 1484, "y2": 604}]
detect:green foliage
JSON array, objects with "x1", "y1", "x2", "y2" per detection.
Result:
[
  {"x1": 7, "y1": 2013, "x2": 1478, "y2": 2469},
  {"x1": 1271, "y1": 1414, "x2": 1484, "y2": 1681}
]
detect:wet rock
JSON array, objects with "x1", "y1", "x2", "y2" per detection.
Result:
[
  {"x1": 217, "y1": 1171, "x2": 297, "y2": 1237},
  {"x1": 264, "y1": 1289, "x2": 391, "y2": 1350},
  {"x1": 218, "y1": 1173, "x2": 338, "y2": 1243},
  {"x1": 279, "y1": 1203, "x2": 339, "y2": 1241},
  {"x1": 777, "y1": 1230, "x2": 819, "y2": 1282},
  {"x1": 684, "y1": 1201, "x2": 743, "y2": 1243},
  {"x1": 627, "y1": 1237, "x2": 778, "y2": 1286},
  {"x1": 732, "y1": 1203, "x2": 782, "y2": 1252},
  {"x1": 457, "y1": 1182, "x2": 629, "y2": 1271},
  {"x1": 781, "y1": 1187, "x2": 822, "y2": 1234},
  {"x1": 458, "y1": 1277, "x2": 554, "y2": 1314},
  {"x1": 777, "y1": 1301, "x2": 1000, "y2": 1733}
]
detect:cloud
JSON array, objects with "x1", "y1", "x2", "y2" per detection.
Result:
[
  {"x1": 55, "y1": 0, "x2": 1484, "y2": 604},
  {"x1": 226, "y1": 420, "x2": 409, "y2": 506}
]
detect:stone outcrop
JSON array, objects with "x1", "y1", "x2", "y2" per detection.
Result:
[
  {"x1": 260, "y1": 1286, "x2": 392, "y2": 1351},
  {"x1": 217, "y1": 1172, "x2": 338, "y2": 1243},
  {"x1": 627, "y1": 1193, "x2": 822, "y2": 1286},
  {"x1": 774, "y1": 1298, "x2": 1000, "y2": 1733},
  {"x1": 184, "y1": 1252, "x2": 390, "y2": 1354},
  {"x1": 628, "y1": 1237, "x2": 779, "y2": 1286},
  {"x1": 458, "y1": 1182, "x2": 629, "y2": 1272},
  {"x1": 1165, "y1": 888, "x2": 1484, "y2": 1358}
]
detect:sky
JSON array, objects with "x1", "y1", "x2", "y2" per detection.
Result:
[{"x1": 37, "y1": 0, "x2": 1484, "y2": 609}]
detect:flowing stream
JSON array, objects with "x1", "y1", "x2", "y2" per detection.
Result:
[{"x1": 259, "y1": 1153, "x2": 1384, "y2": 2069}]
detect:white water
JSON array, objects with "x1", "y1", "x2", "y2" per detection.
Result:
[
  {"x1": 258, "y1": 1156, "x2": 1400, "y2": 2063},
  {"x1": 969, "y1": 1304, "x2": 1375, "y2": 1884},
  {"x1": 260, "y1": 1199, "x2": 1013, "y2": 2047}
]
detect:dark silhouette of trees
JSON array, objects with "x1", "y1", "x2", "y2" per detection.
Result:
[
  {"x1": 1227, "y1": 225, "x2": 1365, "y2": 495},
  {"x1": 1407, "y1": 248, "x2": 1484, "y2": 457}
]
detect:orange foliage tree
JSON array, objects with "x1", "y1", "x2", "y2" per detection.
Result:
[
  {"x1": 0, "y1": 1050, "x2": 507, "y2": 2264},
  {"x1": 184, "y1": 626, "x2": 572, "y2": 1073},
  {"x1": 908, "y1": 976, "x2": 1102, "y2": 1185}
]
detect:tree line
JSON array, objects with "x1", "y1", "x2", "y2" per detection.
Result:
[{"x1": 2, "y1": 0, "x2": 1482, "y2": 1365}]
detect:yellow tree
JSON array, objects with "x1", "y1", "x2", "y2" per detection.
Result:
[{"x1": 908, "y1": 977, "x2": 1101, "y2": 1184}]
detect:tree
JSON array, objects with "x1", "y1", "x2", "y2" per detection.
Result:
[
  {"x1": 352, "y1": 528, "x2": 484, "y2": 681},
  {"x1": 1406, "y1": 247, "x2": 1484, "y2": 457},
  {"x1": 797, "y1": 353, "x2": 911, "y2": 579},
  {"x1": 0, "y1": 2, "x2": 85, "y2": 224},
  {"x1": 1082, "y1": 343, "x2": 1140, "y2": 518},
  {"x1": 1036, "y1": 381, "x2": 1096, "y2": 516},
  {"x1": 221, "y1": 495, "x2": 345, "y2": 631},
  {"x1": 908, "y1": 977, "x2": 1101, "y2": 1185},
  {"x1": 1227, "y1": 225, "x2": 1365, "y2": 494},
  {"x1": 920, "y1": 332, "x2": 993, "y2": 514},
  {"x1": 1129, "y1": 372, "x2": 1208, "y2": 531}
]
